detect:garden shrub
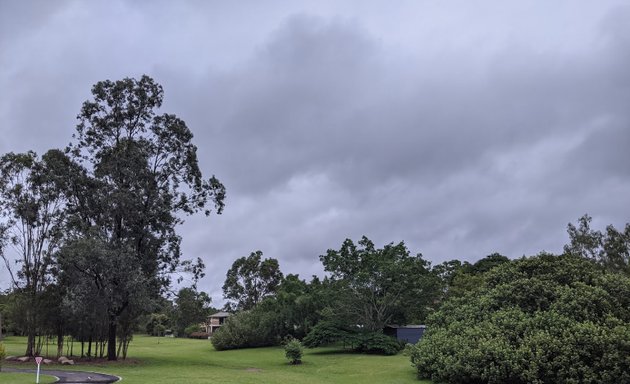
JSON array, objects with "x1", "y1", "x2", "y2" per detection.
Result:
[
  {"x1": 303, "y1": 321, "x2": 403, "y2": 355},
  {"x1": 410, "y1": 254, "x2": 630, "y2": 384},
  {"x1": 145, "y1": 313, "x2": 170, "y2": 336},
  {"x1": 211, "y1": 309, "x2": 281, "y2": 350},
  {"x1": 188, "y1": 332, "x2": 210, "y2": 339},
  {"x1": 353, "y1": 331, "x2": 405, "y2": 355},
  {"x1": 284, "y1": 339, "x2": 303, "y2": 364},
  {"x1": 184, "y1": 324, "x2": 203, "y2": 337},
  {"x1": 302, "y1": 320, "x2": 350, "y2": 348}
]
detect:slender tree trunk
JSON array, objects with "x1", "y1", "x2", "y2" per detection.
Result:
[
  {"x1": 107, "y1": 315, "x2": 117, "y2": 361},
  {"x1": 56, "y1": 328, "x2": 63, "y2": 358},
  {"x1": 122, "y1": 337, "x2": 131, "y2": 360},
  {"x1": 87, "y1": 335, "x2": 92, "y2": 358},
  {"x1": 116, "y1": 336, "x2": 123, "y2": 358},
  {"x1": 24, "y1": 306, "x2": 36, "y2": 356},
  {"x1": 26, "y1": 331, "x2": 36, "y2": 357}
]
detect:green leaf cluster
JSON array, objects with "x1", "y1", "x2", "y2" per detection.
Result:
[
  {"x1": 320, "y1": 236, "x2": 439, "y2": 332},
  {"x1": 284, "y1": 339, "x2": 304, "y2": 364},
  {"x1": 210, "y1": 309, "x2": 281, "y2": 350},
  {"x1": 303, "y1": 321, "x2": 404, "y2": 355},
  {"x1": 222, "y1": 251, "x2": 283, "y2": 311},
  {"x1": 410, "y1": 254, "x2": 630, "y2": 384}
]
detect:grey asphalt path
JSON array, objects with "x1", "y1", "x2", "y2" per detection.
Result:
[{"x1": 3, "y1": 367, "x2": 120, "y2": 383}]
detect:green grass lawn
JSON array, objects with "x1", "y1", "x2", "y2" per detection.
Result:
[
  {"x1": 0, "y1": 372, "x2": 56, "y2": 384},
  {"x1": 2, "y1": 335, "x2": 430, "y2": 384}
]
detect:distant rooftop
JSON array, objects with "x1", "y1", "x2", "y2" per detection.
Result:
[{"x1": 209, "y1": 311, "x2": 231, "y2": 318}]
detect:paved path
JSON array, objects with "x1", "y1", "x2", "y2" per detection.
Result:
[{"x1": 3, "y1": 367, "x2": 120, "y2": 383}]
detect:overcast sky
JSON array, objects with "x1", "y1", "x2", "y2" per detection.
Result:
[{"x1": 1, "y1": 0, "x2": 629, "y2": 304}]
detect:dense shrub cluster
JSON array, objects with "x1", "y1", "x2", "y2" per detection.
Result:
[
  {"x1": 354, "y1": 332, "x2": 405, "y2": 355},
  {"x1": 184, "y1": 324, "x2": 203, "y2": 337},
  {"x1": 188, "y1": 332, "x2": 210, "y2": 339},
  {"x1": 410, "y1": 254, "x2": 630, "y2": 384},
  {"x1": 211, "y1": 309, "x2": 282, "y2": 350},
  {"x1": 303, "y1": 321, "x2": 404, "y2": 355}
]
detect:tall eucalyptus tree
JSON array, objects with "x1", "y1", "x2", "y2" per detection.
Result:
[
  {"x1": 0, "y1": 150, "x2": 68, "y2": 356},
  {"x1": 63, "y1": 75, "x2": 225, "y2": 360}
]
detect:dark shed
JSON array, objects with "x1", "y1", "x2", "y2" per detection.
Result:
[{"x1": 384, "y1": 325, "x2": 426, "y2": 344}]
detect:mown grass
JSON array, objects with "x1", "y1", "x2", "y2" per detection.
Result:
[
  {"x1": 2, "y1": 335, "x2": 430, "y2": 384},
  {"x1": 0, "y1": 372, "x2": 56, "y2": 384}
]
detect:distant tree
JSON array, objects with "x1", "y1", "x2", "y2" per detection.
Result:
[
  {"x1": 222, "y1": 251, "x2": 283, "y2": 311},
  {"x1": 172, "y1": 287, "x2": 212, "y2": 337},
  {"x1": 256, "y1": 274, "x2": 330, "y2": 339},
  {"x1": 319, "y1": 236, "x2": 439, "y2": 332},
  {"x1": 432, "y1": 259, "x2": 463, "y2": 291},
  {"x1": 434, "y1": 253, "x2": 510, "y2": 300},
  {"x1": 145, "y1": 313, "x2": 170, "y2": 336},
  {"x1": 61, "y1": 75, "x2": 225, "y2": 360},
  {"x1": 564, "y1": 214, "x2": 629, "y2": 274},
  {"x1": 0, "y1": 150, "x2": 67, "y2": 356},
  {"x1": 564, "y1": 214, "x2": 603, "y2": 260},
  {"x1": 469, "y1": 252, "x2": 509, "y2": 274}
]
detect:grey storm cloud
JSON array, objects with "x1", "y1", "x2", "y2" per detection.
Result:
[{"x1": 1, "y1": 0, "x2": 629, "y2": 302}]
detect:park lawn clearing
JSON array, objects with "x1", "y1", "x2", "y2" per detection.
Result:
[{"x1": 3, "y1": 335, "x2": 431, "y2": 384}]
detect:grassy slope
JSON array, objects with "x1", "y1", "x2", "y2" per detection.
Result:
[{"x1": 2, "y1": 335, "x2": 430, "y2": 384}]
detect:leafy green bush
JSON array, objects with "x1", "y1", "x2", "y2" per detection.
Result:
[
  {"x1": 211, "y1": 309, "x2": 281, "y2": 350},
  {"x1": 184, "y1": 324, "x2": 203, "y2": 337},
  {"x1": 146, "y1": 313, "x2": 170, "y2": 336},
  {"x1": 302, "y1": 321, "x2": 350, "y2": 348},
  {"x1": 354, "y1": 332, "x2": 405, "y2": 355},
  {"x1": 303, "y1": 321, "x2": 403, "y2": 355},
  {"x1": 410, "y1": 254, "x2": 630, "y2": 384},
  {"x1": 284, "y1": 339, "x2": 303, "y2": 364},
  {"x1": 188, "y1": 332, "x2": 210, "y2": 339}
]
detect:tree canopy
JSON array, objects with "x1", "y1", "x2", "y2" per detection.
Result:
[
  {"x1": 564, "y1": 214, "x2": 629, "y2": 275},
  {"x1": 0, "y1": 150, "x2": 68, "y2": 356},
  {"x1": 222, "y1": 250, "x2": 283, "y2": 311},
  {"x1": 320, "y1": 236, "x2": 439, "y2": 332}
]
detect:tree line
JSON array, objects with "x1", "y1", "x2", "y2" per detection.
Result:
[
  {"x1": 208, "y1": 213, "x2": 628, "y2": 369},
  {"x1": 0, "y1": 75, "x2": 225, "y2": 360}
]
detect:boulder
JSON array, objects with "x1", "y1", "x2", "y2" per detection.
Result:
[
  {"x1": 61, "y1": 359, "x2": 75, "y2": 365},
  {"x1": 4, "y1": 355, "x2": 17, "y2": 361},
  {"x1": 58, "y1": 356, "x2": 68, "y2": 362},
  {"x1": 17, "y1": 356, "x2": 30, "y2": 362},
  {"x1": 43, "y1": 359, "x2": 53, "y2": 365}
]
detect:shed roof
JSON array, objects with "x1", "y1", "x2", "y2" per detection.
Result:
[{"x1": 385, "y1": 324, "x2": 426, "y2": 329}]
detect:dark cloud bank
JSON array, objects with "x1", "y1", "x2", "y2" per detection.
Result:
[{"x1": 1, "y1": 1, "x2": 629, "y2": 302}]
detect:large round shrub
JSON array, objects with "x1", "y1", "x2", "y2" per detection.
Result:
[
  {"x1": 410, "y1": 254, "x2": 630, "y2": 384},
  {"x1": 211, "y1": 309, "x2": 282, "y2": 350}
]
